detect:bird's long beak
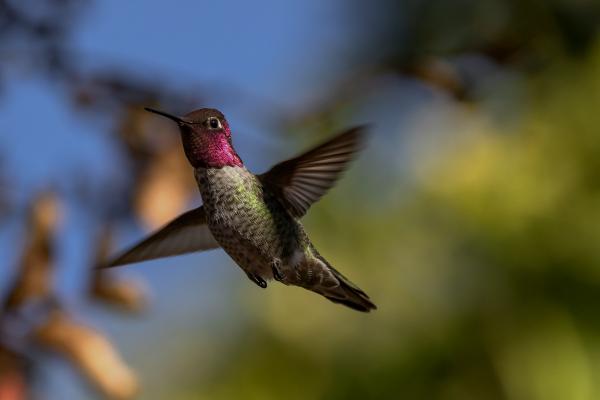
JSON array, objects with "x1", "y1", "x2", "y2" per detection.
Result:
[{"x1": 144, "y1": 107, "x2": 188, "y2": 124}]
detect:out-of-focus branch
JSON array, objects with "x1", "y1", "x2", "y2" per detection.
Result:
[
  {"x1": 2, "y1": 193, "x2": 59, "y2": 312},
  {"x1": 0, "y1": 193, "x2": 140, "y2": 400},
  {"x1": 132, "y1": 139, "x2": 196, "y2": 230},
  {"x1": 0, "y1": 346, "x2": 29, "y2": 400},
  {"x1": 34, "y1": 309, "x2": 138, "y2": 400},
  {"x1": 89, "y1": 225, "x2": 147, "y2": 313}
]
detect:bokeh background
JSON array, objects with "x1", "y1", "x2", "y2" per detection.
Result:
[{"x1": 2, "y1": 0, "x2": 600, "y2": 399}]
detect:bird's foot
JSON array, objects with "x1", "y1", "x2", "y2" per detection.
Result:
[
  {"x1": 271, "y1": 259, "x2": 285, "y2": 282},
  {"x1": 247, "y1": 273, "x2": 267, "y2": 289}
]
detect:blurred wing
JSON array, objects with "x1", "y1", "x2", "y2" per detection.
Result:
[
  {"x1": 259, "y1": 126, "x2": 367, "y2": 218},
  {"x1": 103, "y1": 206, "x2": 220, "y2": 268}
]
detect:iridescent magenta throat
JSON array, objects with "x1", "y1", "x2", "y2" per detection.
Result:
[{"x1": 182, "y1": 125, "x2": 243, "y2": 169}]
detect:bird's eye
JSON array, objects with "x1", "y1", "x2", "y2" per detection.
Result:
[{"x1": 206, "y1": 117, "x2": 222, "y2": 129}]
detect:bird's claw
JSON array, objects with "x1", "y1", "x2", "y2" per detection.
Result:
[
  {"x1": 271, "y1": 259, "x2": 285, "y2": 282},
  {"x1": 248, "y1": 273, "x2": 267, "y2": 289}
]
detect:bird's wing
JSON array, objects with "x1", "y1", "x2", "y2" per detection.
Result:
[
  {"x1": 103, "y1": 206, "x2": 220, "y2": 268},
  {"x1": 258, "y1": 126, "x2": 367, "y2": 218}
]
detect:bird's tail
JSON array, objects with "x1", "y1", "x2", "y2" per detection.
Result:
[{"x1": 310, "y1": 254, "x2": 377, "y2": 312}]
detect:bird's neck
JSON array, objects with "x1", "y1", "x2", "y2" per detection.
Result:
[{"x1": 183, "y1": 132, "x2": 243, "y2": 169}]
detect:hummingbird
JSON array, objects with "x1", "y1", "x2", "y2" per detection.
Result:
[{"x1": 103, "y1": 107, "x2": 376, "y2": 312}]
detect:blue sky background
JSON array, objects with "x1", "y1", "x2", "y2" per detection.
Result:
[
  {"x1": 1, "y1": 0, "x2": 354, "y2": 299},
  {"x1": 0, "y1": 1, "x2": 379, "y2": 398},
  {"x1": 0, "y1": 1, "x2": 467, "y2": 398}
]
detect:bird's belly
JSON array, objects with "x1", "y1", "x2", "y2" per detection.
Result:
[
  {"x1": 208, "y1": 223, "x2": 274, "y2": 278},
  {"x1": 197, "y1": 166, "x2": 305, "y2": 278},
  {"x1": 206, "y1": 199, "x2": 305, "y2": 280}
]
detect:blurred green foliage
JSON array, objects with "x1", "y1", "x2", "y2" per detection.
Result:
[{"x1": 166, "y1": 36, "x2": 600, "y2": 400}]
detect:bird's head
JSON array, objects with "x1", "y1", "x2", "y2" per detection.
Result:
[{"x1": 145, "y1": 107, "x2": 243, "y2": 168}]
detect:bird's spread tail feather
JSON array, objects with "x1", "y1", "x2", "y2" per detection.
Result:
[{"x1": 311, "y1": 255, "x2": 377, "y2": 312}]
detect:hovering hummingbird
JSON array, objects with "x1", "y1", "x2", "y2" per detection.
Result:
[{"x1": 104, "y1": 107, "x2": 376, "y2": 312}]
